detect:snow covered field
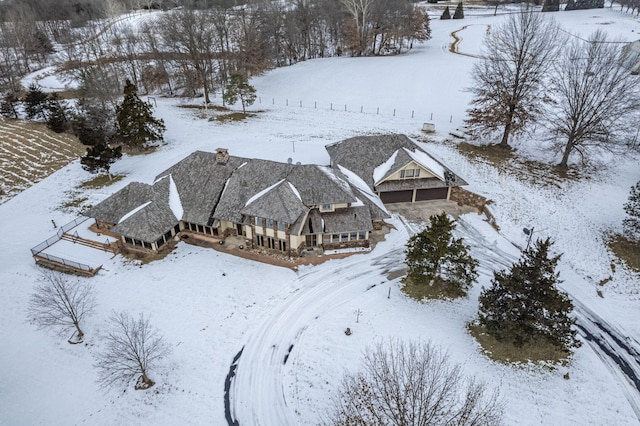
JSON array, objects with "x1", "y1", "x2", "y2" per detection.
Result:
[{"x1": 1, "y1": 7, "x2": 640, "y2": 426}]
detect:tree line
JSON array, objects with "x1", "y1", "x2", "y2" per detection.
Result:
[{"x1": 0, "y1": 0, "x2": 431, "y2": 102}]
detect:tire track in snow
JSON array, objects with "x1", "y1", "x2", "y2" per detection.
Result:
[
  {"x1": 457, "y1": 215, "x2": 640, "y2": 421},
  {"x1": 226, "y1": 221, "x2": 409, "y2": 425}
]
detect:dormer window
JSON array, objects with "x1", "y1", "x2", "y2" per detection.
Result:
[
  {"x1": 400, "y1": 168, "x2": 420, "y2": 179},
  {"x1": 320, "y1": 203, "x2": 333, "y2": 212}
]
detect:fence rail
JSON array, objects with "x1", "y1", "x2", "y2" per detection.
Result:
[
  {"x1": 30, "y1": 216, "x2": 91, "y2": 256},
  {"x1": 33, "y1": 252, "x2": 93, "y2": 273}
]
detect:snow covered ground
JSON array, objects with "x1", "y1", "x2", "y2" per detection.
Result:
[{"x1": 1, "y1": 6, "x2": 640, "y2": 426}]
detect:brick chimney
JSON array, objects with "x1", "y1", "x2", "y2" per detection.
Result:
[{"x1": 215, "y1": 148, "x2": 230, "y2": 164}]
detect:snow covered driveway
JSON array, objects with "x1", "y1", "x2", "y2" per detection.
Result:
[{"x1": 227, "y1": 218, "x2": 409, "y2": 425}]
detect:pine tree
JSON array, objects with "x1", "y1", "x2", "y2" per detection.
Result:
[
  {"x1": 453, "y1": 2, "x2": 465, "y2": 19},
  {"x1": 0, "y1": 94, "x2": 19, "y2": 118},
  {"x1": 405, "y1": 213, "x2": 478, "y2": 298},
  {"x1": 223, "y1": 73, "x2": 257, "y2": 114},
  {"x1": 478, "y1": 238, "x2": 579, "y2": 351},
  {"x1": 115, "y1": 79, "x2": 165, "y2": 149},
  {"x1": 46, "y1": 95, "x2": 69, "y2": 133},
  {"x1": 24, "y1": 84, "x2": 49, "y2": 120},
  {"x1": 623, "y1": 181, "x2": 640, "y2": 241},
  {"x1": 81, "y1": 142, "x2": 122, "y2": 176},
  {"x1": 440, "y1": 6, "x2": 451, "y2": 20}
]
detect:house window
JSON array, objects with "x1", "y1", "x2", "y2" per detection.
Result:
[
  {"x1": 341, "y1": 233, "x2": 349, "y2": 241},
  {"x1": 267, "y1": 236, "x2": 275, "y2": 249},
  {"x1": 332, "y1": 234, "x2": 340, "y2": 243},
  {"x1": 277, "y1": 221, "x2": 285, "y2": 231},
  {"x1": 197, "y1": 224, "x2": 204, "y2": 233},
  {"x1": 278, "y1": 239, "x2": 287, "y2": 251},
  {"x1": 125, "y1": 237, "x2": 133, "y2": 245},
  {"x1": 350, "y1": 231, "x2": 357, "y2": 241},
  {"x1": 157, "y1": 237, "x2": 165, "y2": 248},
  {"x1": 358, "y1": 231, "x2": 367, "y2": 240},
  {"x1": 321, "y1": 203, "x2": 332, "y2": 211},
  {"x1": 256, "y1": 234, "x2": 264, "y2": 246},
  {"x1": 400, "y1": 168, "x2": 420, "y2": 179},
  {"x1": 266, "y1": 218, "x2": 274, "y2": 229},
  {"x1": 255, "y1": 217, "x2": 264, "y2": 226},
  {"x1": 143, "y1": 241, "x2": 152, "y2": 250}
]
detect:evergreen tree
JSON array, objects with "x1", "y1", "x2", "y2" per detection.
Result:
[
  {"x1": 223, "y1": 73, "x2": 257, "y2": 114},
  {"x1": 46, "y1": 94, "x2": 69, "y2": 133},
  {"x1": 478, "y1": 238, "x2": 579, "y2": 351},
  {"x1": 24, "y1": 84, "x2": 49, "y2": 120},
  {"x1": 440, "y1": 6, "x2": 451, "y2": 20},
  {"x1": 0, "y1": 94, "x2": 19, "y2": 118},
  {"x1": 405, "y1": 213, "x2": 478, "y2": 298},
  {"x1": 81, "y1": 142, "x2": 122, "y2": 176},
  {"x1": 115, "y1": 79, "x2": 165, "y2": 149},
  {"x1": 542, "y1": 0, "x2": 560, "y2": 12},
  {"x1": 623, "y1": 181, "x2": 640, "y2": 241},
  {"x1": 453, "y1": 2, "x2": 465, "y2": 19}
]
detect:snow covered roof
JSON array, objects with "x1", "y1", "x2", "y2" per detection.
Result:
[{"x1": 241, "y1": 180, "x2": 309, "y2": 225}]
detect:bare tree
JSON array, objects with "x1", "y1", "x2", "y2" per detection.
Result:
[
  {"x1": 95, "y1": 311, "x2": 172, "y2": 390},
  {"x1": 27, "y1": 271, "x2": 97, "y2": 343},
  {"x1": 547, "y1": 30, "x2": 640, "y2": 168},
  {"x1": 327, "y1": 340, "x2": 503, "y2": 425},
  {"x1": 466, "y1": 11, "x2": 562, "y2": 148},
  {"x1": 340, "y1": 0, "x2": 376, "y2": 55}
]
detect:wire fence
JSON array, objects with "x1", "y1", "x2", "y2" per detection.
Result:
[
  {"x1": 33, "y1": 252, "x2": 93, "y2": 273},
  {"x1": 254, "y1": 96, "x2": 459, "y2": 124},
  {"x1": 30, "y1": 216, "x2": 91, "y2": 256}
]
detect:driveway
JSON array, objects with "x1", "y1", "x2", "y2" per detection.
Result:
[{"x1": 386, "y1": 200, "x2": 479, "y2": 223}]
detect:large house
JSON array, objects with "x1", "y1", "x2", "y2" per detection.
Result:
[{"x1": 86, "y1": 134, "x2": 466, "y2": 257}]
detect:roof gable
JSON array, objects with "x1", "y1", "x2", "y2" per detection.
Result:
[{"x1": 241, "y1": 180, "x2": 308, "y2": 224}]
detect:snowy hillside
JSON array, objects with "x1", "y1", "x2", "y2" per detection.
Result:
[{"x1": 1, "y1": 6, "x2": 640, "y2": 426}]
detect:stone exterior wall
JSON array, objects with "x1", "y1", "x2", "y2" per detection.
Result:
[{"x1": 450, "y1": 187, "x2": 487, "y2": 211}]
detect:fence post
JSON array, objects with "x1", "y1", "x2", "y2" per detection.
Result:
[
  {"x1": 412, "y1": 110, "x2": 414, "y2": 118},
  {"x1": 272, "y1": 98, "x2": 275, "y2": 105},
  {"x1": 360, "y1": 106, "x2": 363, "y2": 113},
  {"x1": 300, "y1": 100, "x2": 302, "y2": 107},
  {"x1": 331, "y1": 103, "x2": 333, "y2": 110},
  {"x1": 377, "y1": 107, "x2": 379, "y2": 114},
  {"x1": 430, "y1": 113, "x2": 433, "y2": 120},
  {"x1": 344, "y1": 104, "x2": 347, "y2": 111},
  {"x1": 315, "y1": 101, "x2": 317, "y2": 109},
  {"x1": 450, "y1": 115, "x2": 453, "y2": 123},
  {"x1": 286, "y1": 99, "x2": 288, "y2": 106},
  {"x1": 393, "y1": 109, "x2": 396, "y2": 117}
]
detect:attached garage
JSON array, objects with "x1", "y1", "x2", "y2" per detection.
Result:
[
  {"x1": 415, "y1": 187, "x2": 448, "y2": 201},
  {"x1": 380, "y1": 190, "x2": 413, "y2": 203}
]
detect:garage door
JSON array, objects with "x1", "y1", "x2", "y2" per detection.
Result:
[
  {"x1": 380, "y1": 190, "x2": 413, "y2": 203},
  {"x1": 415, "y1": 188, "x2": 448, "y2": 201}
]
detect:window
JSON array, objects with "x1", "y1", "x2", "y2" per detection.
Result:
[
  {"x1": 256, "y1": 234, "x2": 264, "y2": 246},
  {"x1": 332, "y1": 234, "x2": 340, "y2": 242},
  {"x1": 143, "y1": 241, "x2": 152, "y2": 250},
  {"x1": 266, "y1": 218, "x2": 274, "y2": 229},
  {"x1": 197, "y1": 225, "x2": 204, "y2": 233},
  {"x1": 358, "y1": 231, "x2": 367, "y2": 240},
  {"x1": 350, "y1": 231, "x2": 357, "y2": 241},
  {"x1": 341, "y1": 233, "x2": 349, "y2": 241},
  {"x1": 277, "y1": 221, "x2": 285, "y2": 231},
  {"x1": 267, "y1": 236, "x2": 275, "y2": 249},
  {"x1": 278, "y1": 239, "x2": 287, "y2": 251},
  {"x1": 400, "y1": 168, "x2": 420, "y2": 179},
  {"x1": 125, "y1": 237, "x2": 133, "y2": 245},
  {"x1": 255, "y1": 217, "x2": 263, "y2": 226},
  {"x1": 321, "y1": 203, "x2": 332, "y2": 211}
]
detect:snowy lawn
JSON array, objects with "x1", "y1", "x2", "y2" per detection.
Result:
[{"x1": 1, "y1": 7, "x2": 640, "y2": 426}]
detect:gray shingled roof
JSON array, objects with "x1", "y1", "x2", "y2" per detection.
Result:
[
  {"x1": 325, "y1": 134, "x2": 467, "y2": 190},
  {"x1": 214, "y1": 161, "x2": 359, "y2": 224},
  {"x1": 322, "y1": 206, "x2": 373, "y2": 234},
  {"x1": 85, "y1": 182, "x2": 153, "y2": 224},
  {"x1": 155, "y1": 151, "x2": 247, "y2": 226},
  {"x1": 111, "y1": 177, "x2": 179, "y2": 242},
  {"x1": 241, "y1": 180, "x2": 309, "y2": 224}
]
